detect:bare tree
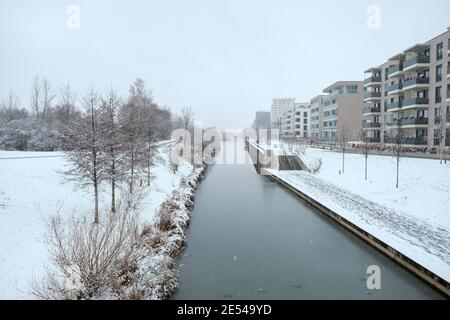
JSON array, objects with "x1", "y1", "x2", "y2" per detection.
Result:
[
  {"x1": 31, "y1": 76, "x2": 41, "y2": 118},
  {"x1": 360, "y1": 130, "x2": 370, "y2": 180},
  {"x1": 58, "y1": 82, "x2": 77, "y2": 127},
  {"x1": 63, "y1": 87, "x2": 106, "y2": 223},
  {"x1": 40, "y1": 78, "x2": 55, "y2": 121},
  {"x1": 31, "y1": 76, "x2": 55, "y2": 121},
  {"x1": 338, "y1": 125, "x2": 349, "y2": 174},
  {"x1": 4, "y1": 90, "x2": 20, "y2": 122},
  {"x1": 100, "y1": 87, "x2": 124, "y2": 213},
  {"x1": 119, "y1": 79, "x2": 150, "y2": 193},
  {"x1": 394, "y1": 116, "x2": 404, "y2": 189}
]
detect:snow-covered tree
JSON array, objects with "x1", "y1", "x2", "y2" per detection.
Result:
[
  {"x1": 62, "y1": 87, "x2": 107, "y2": 223},
  {"x1": 100, "y1": 87, "x2": 124, "y2": 213}
]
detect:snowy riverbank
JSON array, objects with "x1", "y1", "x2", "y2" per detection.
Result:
[
  {"x1": 0, "y1": 143, "x2": 204, "y2": 299},
  {"x1": 267, "y1": 146, "x2": 450, "y2": 282}
]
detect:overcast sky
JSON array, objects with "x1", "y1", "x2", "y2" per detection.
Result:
[{"x1": 1, "y1": 0, "x2": 449, "y2": 129}]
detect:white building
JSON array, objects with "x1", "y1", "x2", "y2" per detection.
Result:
[
  {"x1": 271, "y1": 98, "x2": 296, "y2": 129},
  {"x1": 279, "y1": 102, "x2": 311, "y2": 138}
]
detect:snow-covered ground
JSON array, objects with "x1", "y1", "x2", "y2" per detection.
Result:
[
  {"x1": 0, "y1": 143, "x2": 194, "y2": 299},
  {"x1": 268, "y1": 146, "x2": 450, "y2": 282}
]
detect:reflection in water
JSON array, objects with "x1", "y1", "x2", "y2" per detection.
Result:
[{"x1": 172, "y1": 141, "x2": 442, "y2": 300}]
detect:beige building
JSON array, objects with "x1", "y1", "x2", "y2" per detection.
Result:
[
  {"x1": 364, "y1": 27, "x2": 450, "y2": 147},
  {"x1": 321, "y1": 81, "x2": 365, "y2": 143},
  {"x1": 280, "y1": 102, "x2": 310, "y2": 138}
]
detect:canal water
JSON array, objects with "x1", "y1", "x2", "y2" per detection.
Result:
[{"x1": 172, "y1": 141, "x2": 442, "y2": 299}]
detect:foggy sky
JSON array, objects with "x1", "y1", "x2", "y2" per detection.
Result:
[{"x1": 1, "y1": 0, "x2": 449, "y2": 129}]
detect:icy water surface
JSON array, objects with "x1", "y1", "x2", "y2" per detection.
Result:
[{"x1": 172, "y1": 141, "x2": 443, "y2": 299}]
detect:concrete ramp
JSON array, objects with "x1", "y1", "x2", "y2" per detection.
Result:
[{"x1": 278, "y1": 155, "x2": 310, "y2": 171}]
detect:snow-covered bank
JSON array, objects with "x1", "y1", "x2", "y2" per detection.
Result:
[
  {"x1": 267, "y1": 146, "x2": 450, "y2": 282},
  {"x1": 0, "y1": 143, "x2": 205, "y2": 299}
]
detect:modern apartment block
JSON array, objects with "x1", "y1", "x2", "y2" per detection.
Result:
[
  {"x1": 270, "y1": 98, "x2": 296, "y2": 129},
  {"x1": 364, "y1": 27, "x2": 450, "y2": 147},
  {"x1": 321, "y1": 81, "x2": 365, "y2": 142},
  {"x1": 310, "y1": 95, "x2": 325, "y2": 141},
  {"x1": 280, "y1": 102, "x2": 311, "y2": 138}
]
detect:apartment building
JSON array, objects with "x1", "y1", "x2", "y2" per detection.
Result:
[
  {"x1": 321, "y1": 81, "x2": 365, "y2": 142},
  {"x1": 364, "y1": 27, "x2": 450, "y2": 147},
  {"x1": 271, "y1": 98, "x2": 296, "y2": 129},
  {"x1": 310, "y1": 95, "x2": 325, "y2": 141},
  {"x1": 279, "y1": 102, "x2": 310, "y2": 138}
]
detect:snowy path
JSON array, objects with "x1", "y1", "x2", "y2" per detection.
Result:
[{"x1": 269, "y1": 170, "x2": 450, "y2": 282}]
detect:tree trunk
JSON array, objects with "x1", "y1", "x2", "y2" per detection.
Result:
[
  {"x1": 342, "y1": 148, "x2": 345, "y2": 174},
  {"x1": 365, "y1": 155, "x2": 368, "y2": 180},
  {"x1": 396, "y1": 156, "x2": 399, "y2": 189},
  {"x1": 147, "y1": 162, "x2": 151, "y2": 186},
  {"x1": 111, "y1": 176, "x2": 116, "y2": 213},
  {"x1": 94, "y1": 181, "x2": 99, "y2": 224}
]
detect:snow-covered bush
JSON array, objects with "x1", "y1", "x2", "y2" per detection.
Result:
[
  {"x1": 32, "y1": 193, "x2": 153, "y2": 300},
  {"x1": 0, "y1": 118, "x2": 61, "y2": 151},
  {"x1": 310, "y1": 157, "x2": 322, "y2": 174}
]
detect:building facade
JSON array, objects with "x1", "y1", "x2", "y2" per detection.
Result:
[
  {"x1": 279, "y1": 102, "x2": 310, "y2": 138},
  {"x1": 270, "y1": 98, "x2": 296, "y2": 129},
  {"x1": 364, "y1": 27, "x2": 450, "y2": 147},
  {"x1": 321, "y1": 81, "x2": 365, "y2": 143},
  {"x1": 310, "y1": 95, "x2": 325, "y2": 141}
]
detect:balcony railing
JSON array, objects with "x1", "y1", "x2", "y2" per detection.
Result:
[
  {"x1": 365, "y1": 137, "x2": 381, "y2": 143},
  {"x1": 363, "y1": 107, "x2": 381, "y2": 114},
  {"x1": 387, "y1": 83, "x2": 403, "y2": 93},
  {"x1": 388, "y1": 64, "x2": 403, "y2": 76},
  {"x1": 364, "y1": 92, "x2": 381, "y2": 100},
  {"x1": 384, "y1": 137, "x2": 428, "y2": 145},
  {"x1": 402, "y1": 77, "x2": 430, "y2": 88},
  {"x1": 403, "y1": 55, "x2": 430, "y2": 70},
  {"x1": 434, "y1": 138, "x2": 450, "y2": 146},
  {"x1": 402, "y1": 97, "x2": 429, "y2": 108},
  {"x1": 400, "y1": 117, "x2": 428, "y2": 126},
  {"x1": 364, "y1": 76, "x2": 382, "y2": 85},
  {"x1": 363, "y1": 122, "x2": 381, "y2": 128},
  {"x1": 386, "y1": 101, "x2": 402, "y2": 110}
]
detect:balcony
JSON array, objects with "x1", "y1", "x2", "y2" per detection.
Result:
[
  {"x1": 364, "y1": 76, "x2": 382, "y2": 87},
  {"x1": 388, "y1": 64, "x2": 403, "y2": 78},
  {"x1": 364, "y1": 91, "x2": 381, "y2": 101},
  {"x1": 386, "y1": 101, "x2": 403, "y2": 111},
  {"x1": 323, "y1": 103, "x2": 338, "y2": 112},
  {"x1": 402, "y1": 77, "x2": 430, "y2": 91},
  {"x1": 363, "y1": 106, "x2": 381, "y2": 115},
  {"x1": 386, "y1": 83, "x2": 403, "y2": 94},
  {"x1": 403, "y1": 55, "x2": 430, "y2": 72},
  {"x1": 384, "y1": 137, "x2": 428, "y2": 145},
  {"x1": 363, "y1": 122, "x2": 381, "y2": 129},
  {"x1": 365, "y1": 137, "x2": 381, "y2": 143},
  {"x1": 323, "y1": 114, "x2": 338, "y2": 121},
  {"x1": 400, "y1": 117, "x2": 428, "y2": 126},
  {"x1": 402, "y1": 97, "x2": 429, "y2": 109}
]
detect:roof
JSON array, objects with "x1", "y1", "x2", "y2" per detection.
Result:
[{"x1": 322, "y1": 81, "x2": 363, "y2": 93}]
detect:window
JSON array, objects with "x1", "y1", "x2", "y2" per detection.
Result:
[
  {"x1": 435, "y1": 86, "x2": 442, "y2": 103},
  {"x1": 436, "y1": 64, "x2": 442, "y2": 82},
  {"x1": 303, "y1": 119, "x2": 307, "y2": 124},
  {"x1": 303, "y1": 112, "x2": 307, "y2": 117},
  {"x1": 437, "y1": 42, "x2": 443, "y2": 60}
]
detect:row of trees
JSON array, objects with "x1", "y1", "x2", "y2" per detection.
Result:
[
  {"x1": 0, "y1": 77, "x2": 175, "y2": 152},
  {"x1": 63, "y1": 79, "x2": 181, "y2": 224}
]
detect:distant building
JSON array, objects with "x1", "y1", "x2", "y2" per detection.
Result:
[
  {"x1": 310, "y1": 95, "x2": 325, "y2": 141},
  {"x1": 253, "y1": 111, "x2": 271, "y2": 131},
  {"x1": 321, "y1": 81, "x2": 364, "y2": 143},
  {"x1": 271, "y1": 98, "x2": 296, "y2": 129},
  {"x1": 280, "y1": 102, "x2": 311, "y2": 138}
]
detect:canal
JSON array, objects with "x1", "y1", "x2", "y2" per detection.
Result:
[{"x1": 172, "y1": 141, "x2": 442, "y2": 299}]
